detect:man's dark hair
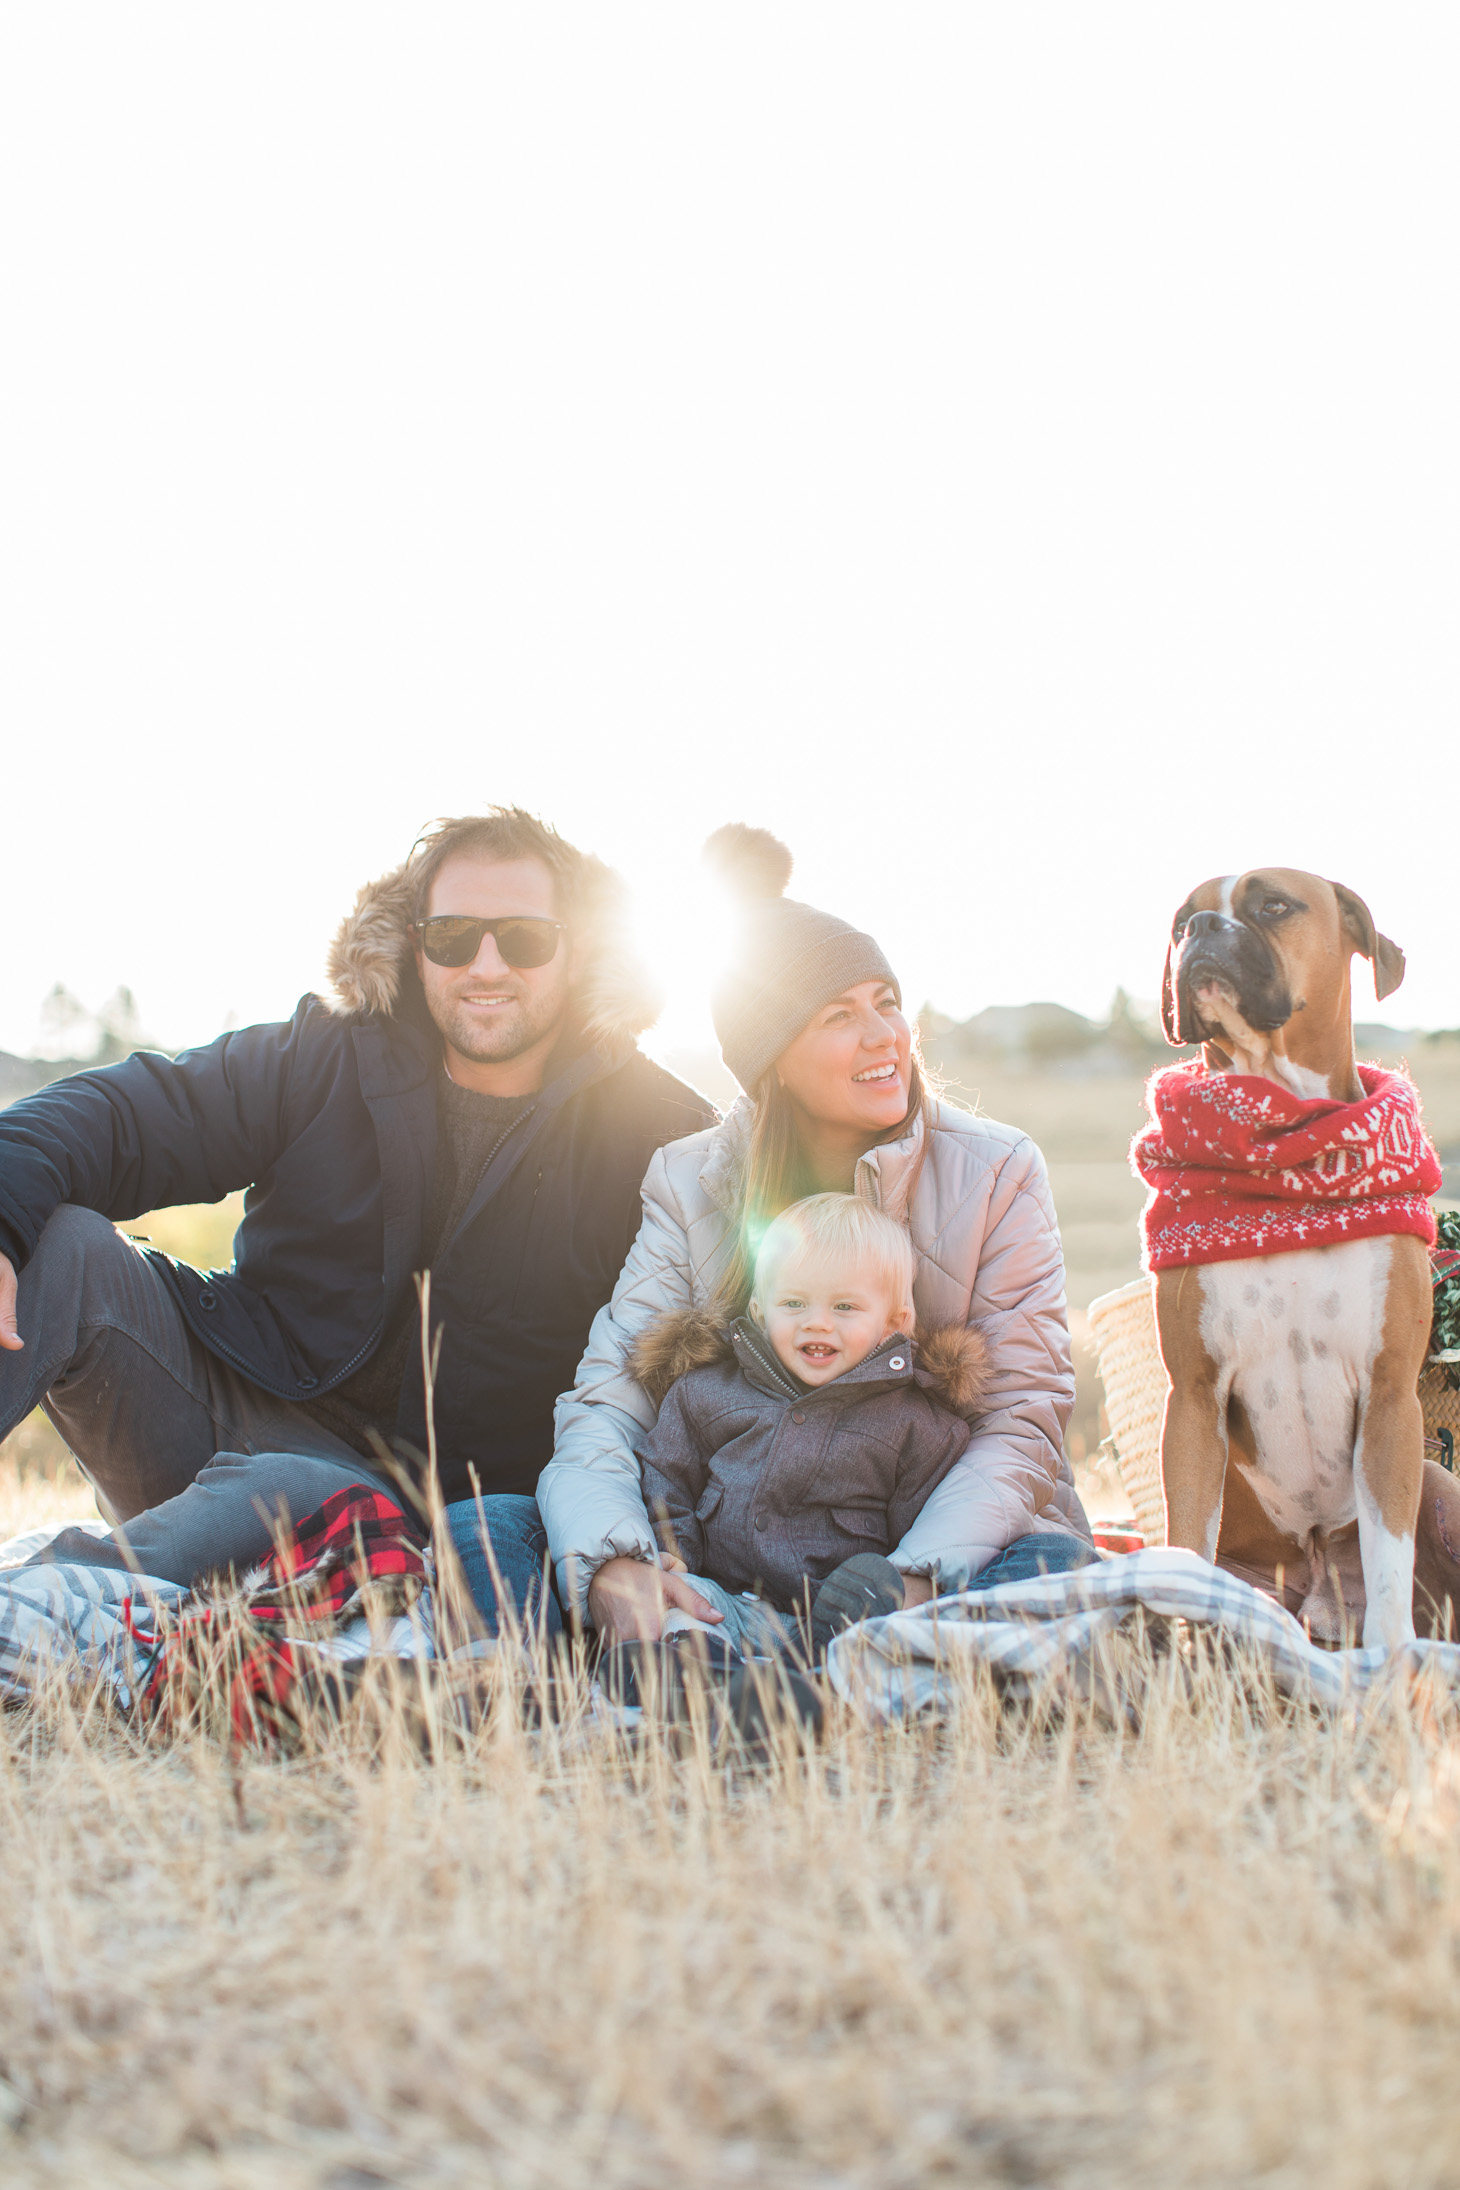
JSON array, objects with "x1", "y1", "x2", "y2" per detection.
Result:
[{"x1": 408, "y1": 808, "x2": 587, "y2": 926}]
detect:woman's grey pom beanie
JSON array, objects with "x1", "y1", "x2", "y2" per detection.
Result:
[{"x1": 703, "y1": 825, "x2": 899, "y2": 1092}]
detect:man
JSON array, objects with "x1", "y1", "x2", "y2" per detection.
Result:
[{"x1": 0, "y1": 809, "x2": 716, "y2": 1622}]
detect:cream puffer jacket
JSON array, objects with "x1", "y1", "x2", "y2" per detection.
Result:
[{"x1": 538, "y1": 1095, "x2": 1091, "y2": 1616}]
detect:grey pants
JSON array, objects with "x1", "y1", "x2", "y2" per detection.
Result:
[{"x1": 1, "y1": 1205, "x2": 394, "y2": 1585}]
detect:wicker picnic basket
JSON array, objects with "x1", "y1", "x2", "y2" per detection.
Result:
[
  {"x1": 1086, "y1": 1276, "x2": 1460, "y2": 1549},
  {"x1": 1086, "y1": 1280, "x2": 1168, "y2": 1546}
]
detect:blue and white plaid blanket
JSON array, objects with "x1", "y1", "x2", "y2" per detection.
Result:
[
  {"x1": 824, "y1": 1548, "x2": 1460, "y2": 1716},
  {"x1": 9, "y1": 1533, "x2": 1459, "y2": 1722},
  {"x1": 0, "y1": 1524, "x2": 185, "y2": 1706}
]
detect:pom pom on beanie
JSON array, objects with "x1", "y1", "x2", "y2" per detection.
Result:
[
  {"x1": 701, "y1": 824, "x2": 898, "y2": 1092},
  {"x1": 702, "y1": 823, "x2": 794, "y2": 901}
]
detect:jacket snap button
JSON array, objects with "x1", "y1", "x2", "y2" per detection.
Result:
[
  {"x1": 198, "y1": 1290, "x2": 217, "y2": 1312},
  {"x1": 754, "y1": 1513, "x2": 767, "y2": 1532},
  {"x1": 298, "y1": 1374, "x2": 319, "y2": 1391},
  {"x1": 889, "y1": 1356, "x2": 906, "y2": 1371},
  {"x1": 791, "y1": 1410, "x2": 805, "y2": 1424}
]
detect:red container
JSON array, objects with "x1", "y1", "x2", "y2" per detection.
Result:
[{"x1": 1091, "y1": 1524, "x2": 1145, "y2": 1557}]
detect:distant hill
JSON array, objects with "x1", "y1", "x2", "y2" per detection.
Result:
[
  {"x1": 920, "y1": 992, "x2": 1188, "y2": 1079},
  {"x1": 0, "y1": 1050, "x2": 85, "y2": 1106},
  {"x1": 0, "y1": 986, "x2": 169, "y2": 1110},
  {"x1": 920, "y1": 996, "x2": 1448, "y2": 1083}
]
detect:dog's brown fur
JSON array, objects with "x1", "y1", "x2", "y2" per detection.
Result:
[{"x1": 1155, "y1": 865, "x2": 1460, "y2": 1643}]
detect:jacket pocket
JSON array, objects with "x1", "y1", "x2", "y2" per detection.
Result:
[{"x1": 829, "y1": 1506, "x2": 888, "y2": 1544}]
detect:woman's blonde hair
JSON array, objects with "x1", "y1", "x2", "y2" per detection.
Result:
[
  {"x1": 751, "y1": 1194, "x2": 916, "y2": 1328},
  {"x1": 713, "y1": 1041, "x2": 936, "y2": 1316}
]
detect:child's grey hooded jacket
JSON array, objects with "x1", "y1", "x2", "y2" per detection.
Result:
[{"x1": 631, "y1": 1308, "x2": 989, "y2": 1613}]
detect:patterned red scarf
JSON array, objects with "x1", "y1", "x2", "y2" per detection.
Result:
[{"x1": 1132, "y1": 1061, "x2": 1441, "y2": 1272}]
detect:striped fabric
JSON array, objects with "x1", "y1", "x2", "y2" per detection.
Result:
[
  {"x1": 0, "y1": 1547, "x2": 186, "y2": 1708},
  {"x1": 824, "y1": 1548, "x2": 1460, "y2": 1717}
]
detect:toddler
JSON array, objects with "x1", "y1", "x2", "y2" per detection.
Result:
[{"x1": 628, "y1": 1192, "x2": 988, "y2": 1665}]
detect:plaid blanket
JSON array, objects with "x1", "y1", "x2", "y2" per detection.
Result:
[
  {"x1": 133, "y1": 1485, "x2": 429, "y2": 1742},
  {"x1": 0, "y1": 1545, "x2": 186, "y2": 1707},
  {"x1": 0, "y1": 1488, "x2": 432, "y2": 1722},
  {"x1": 824, "y1": 1549, "x2": 1460, "y2": 1716}
]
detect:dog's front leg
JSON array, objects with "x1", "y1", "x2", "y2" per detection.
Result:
[
  {"x1": 1354, "y1": 1393, "x2": 1421, "y2": 1651},
  {"x1": 1353, "y1": 1238, "x2": 1429, "y2": 1651},
  {"x1": 1154, "y1": 1270, "x2": 1228, "y2": 1560}
]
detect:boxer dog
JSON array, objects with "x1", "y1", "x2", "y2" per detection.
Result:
[{"x1": 1154, "y1": 869, "x2": 1434, "y2": 1648}]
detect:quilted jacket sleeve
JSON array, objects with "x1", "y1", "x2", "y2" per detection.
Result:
[
  {"x1": 890, "y1": 1136, "x2": 1083, "y2": 1591},
  {"x1": 537, "y1": 1143, "x2": 694, "y2": 1615}
]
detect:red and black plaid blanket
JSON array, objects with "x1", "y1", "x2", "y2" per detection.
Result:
[{"x1": 131, "y1": 1484, "x2": 428, "y2": 1745}]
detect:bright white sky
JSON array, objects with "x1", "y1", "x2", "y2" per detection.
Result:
[{"x1": 2, "y1": 7, "x2": 1457, "y2": 1069}]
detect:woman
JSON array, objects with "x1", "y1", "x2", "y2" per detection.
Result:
[{"x1": 537, "y1": 825, "x2": 1095, "y2": 1642}]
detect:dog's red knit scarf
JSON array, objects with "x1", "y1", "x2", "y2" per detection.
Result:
[{"x1": 1132, "y1": 1061, "x2": 1442, "y2": 1271}]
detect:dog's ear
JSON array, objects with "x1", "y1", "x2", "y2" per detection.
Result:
[
  {"x1": 1160, "y1": 944, "x2": 1183, "y2": 1045},
  {"x1": 1331, "y1": 881, "x2": 1406, "y2": 1001}
]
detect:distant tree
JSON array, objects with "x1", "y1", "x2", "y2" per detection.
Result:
[{"x1": 95, "y1": 987, "x2": 149, "y2": 1064}]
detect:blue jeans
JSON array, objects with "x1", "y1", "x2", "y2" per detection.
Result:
[
  {"x1": 966, "y1": 1530, "x2": 1101, "y2": 1591},
  {"x1": 442, "y1": 1494, "x2": 563, "y2": 1640},
  {"x1": 664, "y1": 1573, "x2": 804, "y2": 1659}
]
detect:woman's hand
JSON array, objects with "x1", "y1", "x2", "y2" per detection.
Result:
[
  {"x1": 587, "y1": 1555, "x2": 724, "y2": 1643},
  {"x1": 900, "y1": 1572, "x2": 934, "y2": 1610}
]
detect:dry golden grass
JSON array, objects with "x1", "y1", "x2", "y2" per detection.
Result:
[
  {"x1": 0, "y1": 1561, "x2": 1459, "y2": 2188},
  {"x1": 5, "y1": 1131, "x2": 1460, "y2": 2188}
]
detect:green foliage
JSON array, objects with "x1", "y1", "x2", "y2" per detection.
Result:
[{"x1": 1434, "y1": 1208, "x2": 1460, "y2": 1389}]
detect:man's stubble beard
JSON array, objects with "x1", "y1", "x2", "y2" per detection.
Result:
[{"x1": 426, "y1": 978, "x2": 570, "y2": 1064}]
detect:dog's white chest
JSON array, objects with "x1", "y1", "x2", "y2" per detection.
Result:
[{"x1": 1197, "y1": 1236, "x2": 1394, "y2": 1540}]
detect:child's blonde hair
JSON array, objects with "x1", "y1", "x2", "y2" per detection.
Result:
[{"x1": 750, "y1": 1193, "x2": 916, "y2": 1329}]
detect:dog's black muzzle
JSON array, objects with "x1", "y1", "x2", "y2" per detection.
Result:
[{"x1": 1172, "y1": 912, "x2": 1292, "y2": 1043}]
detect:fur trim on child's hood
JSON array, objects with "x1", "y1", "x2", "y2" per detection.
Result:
[
  {"x1": 629, "y1": 1307, "x2": 732, "y2": 1401},
  {"x1": 319, "y1": 849, "x2": 661, "y2": 1046},
  {"x1": 628, "y1": 1306, "x2": 990, "y2": 1418}
]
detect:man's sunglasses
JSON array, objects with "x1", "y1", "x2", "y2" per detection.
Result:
[{"x1": 414, "y1": 915, "x2": 564, "y2": 970}]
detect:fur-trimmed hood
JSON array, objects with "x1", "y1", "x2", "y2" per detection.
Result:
[
  {"x1": 629, "y1": 1305, "x2": 990, "y2": 1419},
  {"x1": 321, "y1": 851, "x2": 662, "y2": 1047}
]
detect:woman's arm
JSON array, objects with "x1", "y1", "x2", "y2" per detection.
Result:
[
  {"x1": 537, "y1": 1143, "x2": 702, "y2": 1619},
  {"x1": 892, "y1": 1137, "x2": 1081, "y2": 1592}
]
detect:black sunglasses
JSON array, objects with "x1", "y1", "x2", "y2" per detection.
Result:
[{"x1": 414, "y1": 915, "x2": 564, "y2": 970}]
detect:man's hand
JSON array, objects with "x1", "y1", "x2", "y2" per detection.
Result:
[
  {"x1": 900, "y1": 1572, "x2": 934, "y2": 1610},
  {"x1": 0, "y1": 1255, "x2": 21, "y2": 1351},
  {"x1": 587, "y1": 1554, "x2": 724, "y2": 1644}
]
